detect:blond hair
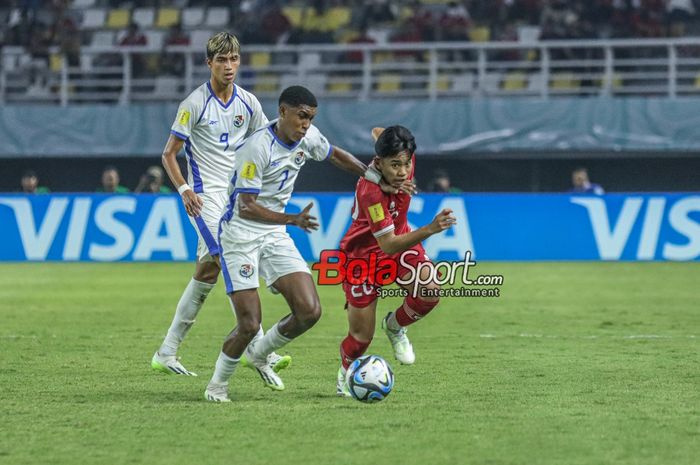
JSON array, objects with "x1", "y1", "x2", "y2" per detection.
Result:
[{"x1": 206, "y1": 32, "x2": 241, "y2": 60}]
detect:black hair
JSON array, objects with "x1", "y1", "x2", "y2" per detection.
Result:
[
  {"x1": 279, "y1": 86, "x2": 317, "y2": 108},
  {"x1": 22, "y1": 169, "x2": 37, "y2": 178},
  {"x1": 374, "y1": 125, "x2": 416, "y2": 158}
]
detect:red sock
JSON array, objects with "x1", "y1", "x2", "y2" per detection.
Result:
[
  {"x1": 340, "y1": 333, "x2": 371, "y2": 369},
  {"x1": 394, "y1": 294, "x2": 439, "y2": 327}
]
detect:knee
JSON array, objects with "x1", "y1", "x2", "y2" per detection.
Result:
[
  {"x1": 419, "y1": 285, "x2": 441, "y2": 304},
  {"x1": 297, "y1": 299, "x2": 322, "y2": 329},
  {"x1": 237, "y1": 316, "x2": 261, "y2": 341},
  {"x1": 194, "y1": 262, "x2": 220, "y2": 284}
]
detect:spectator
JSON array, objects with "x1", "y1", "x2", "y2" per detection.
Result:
[
  {"x1": 119, "y1": 22, "x2": 148, "y2": 77},
  {"x1": 427, "y1": 169, "x2": 462, "y2": 193},
  {"x1": 97, "y1": 166, "x2": 130, "y2": 194},
  {"x1": 21, "y1": 170, "x2": 50, "y2": 194},
  {"x1": 570, "y1": 167, "x2": 605, "y2": 194},
  {"x1": 161, "y1": 23, "x2": 190, "y2": 76},
  {"x1": 134, "y1": 166, "x2": 172, "y2": 194},
  {"x1": 259, "y1": 2, "x2": 292, "y2": 44},
  {"x1": 342, "y1": 26, "x2": 376, "y2": 64}
]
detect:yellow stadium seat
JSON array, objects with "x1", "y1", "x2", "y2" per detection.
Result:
[
  {"x1": 49, "y1": 53, "x2": 63, "y2": 72},
  {"x1": 106, "y1": 9, "x2": 130, "y2": 29},
  {"x1": 327, "y1": 77, "x2": 352, "y2": 93},
  {"x1": 155, "y1": 8, "x2": 179, "y2": 28},
  {"x1": 372, "y1": 52, "x2": 393, "y2": 64},
  {"x1": 250, "y1": 52, "x2": 271, "y2": 69},
  {"x1": 502, "y1": 71, "x2": 527, "y2": 90},
  {"x1": 282, "y1": 7, "x2": 302, "y2": 27},
  {"x1": 254, "y1": 74, "x2": 279, "y2": 94},
  {"x1": 326, "y1": 7, "x2": 351, "y2": 29},
  {"x1": 436, "y1": 74, "x2": 451, "y2": 91},
  {"x1": 694, "y1": 73, "x2": 700, "y2": 88},
  {"x1": 468, "y1": 26, "x2": 490, "y2": 42},
  {"x1": 377, "y1": 73, "x2": 401, "y2": 93},
  {"x1": 550, "y1": 72, "x2": 580, "y2": 90}
]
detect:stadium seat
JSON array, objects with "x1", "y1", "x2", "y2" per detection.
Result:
[
  {"x1": 280, "y1": 73, "x2": 327, "y2": 95},
  {"x1": 502, "y1": 71, "x2": 527, "y2": 90},
  {"x1": 2, "y1": 46, "x2": 24, "y2": 72},
  {"x1": 327, "y1": 77, "x2": 353, "y2": 94},
  {"x1": 551, "y1": 72, "x2": 580, "y2": 90},
  {"x1": 253, "y1": 74, "x2": 279, "y2": 94},
  {"x1": 182, "y1": 8, "x2": 204, "y2": 28},
  {"x1": 7, "y1": 8, "x2": 21, "y2": 27},
  {"x1": 81, "y1": 8, "x2": 106, "y2": 29},
  {"x1": 282, "y1": 7, "x2": 302, "y2": 27},
  {"x1": 468, "y1": 26, "x2": 491, "y2": 42},
  {"x1": 190, "y1": 30, "x2": 212, "y2": 49},
  {"x1": 249, "y1": 52, "x2": 271, "y2": 69},
  {"x1": 480, "y1": 72, "x2": 503, "y2": 93},
  {"x1": 436, "y1": 74, "x2": 451, "y2": 91},
  {"x1": 299, "y1": 53, "x2": 321, "y2": 69},
  {"x1": 527, "y1": 73, "x2": 546, "y2": 92},
  {"x1": 156, "y1": 8, "x2": 180, "y2": 29},
  {"x1": 132, "y1": 8, "x2": 155, "y2": 29},
  {"x1": 452, "y1": 73, "x2": 475, "y2": 94},
  {"x1": 106, "y1": 9, "x2": 130, "y2": 29},
  {"x1": 517, "y1": 25, "x2": 541, "y2": 43},
  {"x1": 204, "y1": 7, "x2": 229, "y2": 27},
  {"x1": 72, "y1": 0, "x2": 96, "y2": 6},
  {"x1": 145, "y1": 30, "x2": 164, "y2": 50},
  {"x1": 376, "y1": 73, "x2": 401, "y2": 93},
  {"x1": 90, "y1": 31, "x2": 115, "y2": 48},
  {"x1": 326, "y1": 7, "x2": 351, "y2": 30},
  {"x1": 49, "y1": 54, "x2": 63, "y2": 72}
]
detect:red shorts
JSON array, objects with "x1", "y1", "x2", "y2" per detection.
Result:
[{"x1": 342, "y1": 245, "x2": 431, "y2": 308}]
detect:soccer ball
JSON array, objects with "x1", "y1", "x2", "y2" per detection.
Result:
[{"x1": 346, "y1": 355, "x2": 394, "y2": 403}]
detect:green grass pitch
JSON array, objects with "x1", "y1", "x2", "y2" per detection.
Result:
[{"x1": 0, "y1": 262, "x2": 698, "y2": 465}]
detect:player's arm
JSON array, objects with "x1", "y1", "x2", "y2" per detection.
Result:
[
  {"x1": 375, "y1": 209, "x2": 456, "y2": 255},
  {"x1": 237, "y1": 194, "x2": 318, "y2": 232},
  {"x1": 329, "y1": 146, "x2": 416, "y2": 195},
  {"x1": 161, "y1": 134, "x2": 203, "y2": 217}
]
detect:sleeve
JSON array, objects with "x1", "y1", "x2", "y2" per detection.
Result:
[
  {"x1": 306, "y1": 125, "x2": 333, "y2": 162},
  {"x1": 231, "y1": 137, "x2": 267, "y2": 193},
  {"x1": 170, "y1": 98, "x2": 198, "y2": 141},
  {"x1": 245, "y1": 95, "x2": 269, "y2": 138},
  {"x1": 356, "y1": 181, "x2": 395, "y2": 238}
]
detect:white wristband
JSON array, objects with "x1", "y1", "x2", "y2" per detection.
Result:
[
  {"x1": 363, "y1": 166, "x2": 382, "y2": 184},
  {"x1": 177, "y1": 184, "x2": 192, "y2": 195}
]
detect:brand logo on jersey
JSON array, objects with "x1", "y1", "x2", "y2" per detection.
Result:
[
  {"x1": 241, "y1": 162, "x2": 256, "y2": 180},
  {"x1": 177, "y1": 110, "x2": 190, "y2": 125},
  {"x1": 208, "y1": 120, "x2": 218, "y2": 125},
  {"x1": 294, "y1": 151, "x2": 305, "y2": 165},
  {"x1": 270, "y1": 159, "x2": 282, "y2": 167},
  {"x1": 368, "y1": 203, "x2": 385, "y2": 223},
  {"x1": 239, "y1": 264, "x2": 254, "y2": 278},
  {"x1": 234, "y1": 115, "x2": 244, "y2": 128}
]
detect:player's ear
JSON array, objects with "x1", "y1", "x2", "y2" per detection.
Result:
[
  {"x1": 279, "y1": 104, "x2": 287, "y2": 119},
  {"x1": 373, "y1": 156, "x2": 383, "y2": 172}
]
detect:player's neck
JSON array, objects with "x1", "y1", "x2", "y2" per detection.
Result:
[
  {"x1": 273, "y1": 123, "x2": 295, "y2": 146},
  {"x1": 209, "y1": 78, "x2": 234, "y2": 102}
]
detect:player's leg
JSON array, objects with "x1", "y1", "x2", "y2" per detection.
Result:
[
  {"x1": 205, "y1": 289, "x2": 262, "y2": 402},
  {"x1": 382, "y1": 251, "x2": 441, "y2": 365},
  {"x1": 151, "y1": 240, "x2": 220, "y2": 376},
  {"x1": 337, "y1": 292, "x2": 377, "y2": 397}
]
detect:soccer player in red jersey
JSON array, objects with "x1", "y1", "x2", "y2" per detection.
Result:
[{"x1": 336, "y1": 125, "x2": 457, "y2": 396}]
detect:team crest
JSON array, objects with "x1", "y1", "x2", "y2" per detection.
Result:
[
  {"x1": 233, "y1": 115, "x2": 244, "y2": 128},
  {"x1": 294, "y1": 151, "x2": 305, "y2": 165},
  {"x1": 239, "y1": 264, "x2": 254, "y2": 278}
]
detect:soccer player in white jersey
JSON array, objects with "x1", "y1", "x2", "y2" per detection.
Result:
[
  {"x1": 151, "y1": 32, "x2": 289, "y2": 381},
  {"x1": 204, "y1": 86, "x2": 407, "y2": 402}
]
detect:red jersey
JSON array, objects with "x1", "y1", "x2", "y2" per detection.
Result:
[{"x1": 340, "y1": 155, "x2": 416, "y2": 259}]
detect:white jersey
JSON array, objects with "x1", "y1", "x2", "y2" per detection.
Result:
[
  {"x1": 170, "y1": 82, "x2": 268, "y2": 193},
  {"x1": 222, "y1": 120, "x2": 332, "y2": 235}
]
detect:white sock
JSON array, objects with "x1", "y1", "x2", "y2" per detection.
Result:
[
  {"x1": 252, "y1": 322, "x2": 291, "y2": 358},
  {"x1": 386, "y1": 312, "x2": 402, "y2": 332},
  {"x1": 210, "y1": 351, "x2": 239, "y2": 385},
  {"x1": 159, "y1": 278, "x2": 215, "y2": 356}
]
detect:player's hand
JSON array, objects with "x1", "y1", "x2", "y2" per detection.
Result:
[
  {"x1": 181, "y1": 190, "x2": 204, "y2": 217},
  {"x1": 398, "y1": 179, "x2": 417, "y2": 196},
  {"x1": 293, "y1": 202, "x2": 319, "y2": 232},
  {"x1": 379, "y1": 178, "x2": 399, "y2": 195},
  {"x1": 428, "y1": 208, "x2": 457, "y2": 234}
]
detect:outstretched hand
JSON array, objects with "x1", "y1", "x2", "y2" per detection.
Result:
[
  {"x1": 293, "y1": 202, "x2": 319, "y2": 232},
  {"x1": 428, "y1": 208, "x2": 457, "y2": 234}
]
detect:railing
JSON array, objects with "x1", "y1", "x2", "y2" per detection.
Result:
[{"x1": 4, "y1": 38, "x2": 700, "y2": 105}]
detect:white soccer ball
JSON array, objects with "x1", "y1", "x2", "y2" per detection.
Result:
[{"x1": 346, "y1": 355, "x2": 394, "y2": 403}]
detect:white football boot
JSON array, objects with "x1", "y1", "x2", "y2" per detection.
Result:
[
  {"x1": 381, "y1": 313, "x2": 416, "y2": 365},
  {"x1": 204, "y1": 382, "x2": 231, "y2": 402},
  {"x1": 241, "y1": 341, "x2": 285, "y2": 391},
  {"x1": 336, "y1": 366, "x2": 351, "y2": 397},
  {"x1": 151, "y1": 351, "x2": 198, "y2": 376}
]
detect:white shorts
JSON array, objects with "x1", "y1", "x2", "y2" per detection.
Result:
[
  {"x1": 188, "y1": 191, "x2": 228, "y2": 262},
  {"x1": 218, "y1": 227, "x2": 310, "y2": 293}
]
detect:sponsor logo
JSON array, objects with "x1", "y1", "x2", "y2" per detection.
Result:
[
  {"x1": 239, "y1": 264, "x2": 254, "y2": 278},
  {"x1": 208, "y1": 120, "x2": 218, "y2": 125}
]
